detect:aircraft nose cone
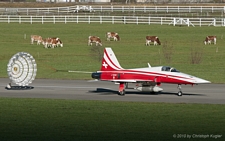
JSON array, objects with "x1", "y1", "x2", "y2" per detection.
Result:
[{"x1": 194, "y1": 77, "x2": 211, "y2": 84}]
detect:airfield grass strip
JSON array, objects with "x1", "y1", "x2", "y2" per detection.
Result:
[
  {"x1": 0, "y1": 98, "x2": 224, "y2": 141},
  {"x1": 0, "y1": 23, "x2": 225, "y2": 83}
]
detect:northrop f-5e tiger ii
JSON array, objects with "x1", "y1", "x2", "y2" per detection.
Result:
[{"x1": 91, "y1": 48, "x2": 210, "y2": 96}]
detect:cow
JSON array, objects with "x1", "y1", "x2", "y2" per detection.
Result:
[
  {"x1": 42, "y1": 38, "x2": 53, "y2": 48},
  {"x1": 31, "y1": 35, "x2": 43, "y2": 45},
  {"x1": 42, "y1": 37, "x2": 63, "y2": 48},
  {"x1": 204, "y1": 36, "x2": 216, "y2": 45},
  {"x1": 145, "y1": 36, "x2": 161, "y2": 46},
  {"x1": 106, "y1": 32, "x2": 120, "y2": 41},
  {"x1": 88, "y1": 36, "x2": 102, "y2": 46},
  {"x1": 51, "y1": 37, "x2": 63, "y2": 48}
]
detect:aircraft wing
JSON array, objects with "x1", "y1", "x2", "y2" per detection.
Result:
[{"x1": 106, "y1": 79, "x2": 153, "y2": 83}]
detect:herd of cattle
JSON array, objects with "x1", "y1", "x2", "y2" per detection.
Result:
[
  {"x1": 31, "y1": 35, "x2": 63, "y2": 48},
  {"x1": 87, "y1": 32, "x2": 216, "y2": 46},
  {"x1": 31, "y1": 33, "x2": 217, "y2": 48},
  {"x1": 88, "y1": 32, "x2": 120, "y2": 46}
]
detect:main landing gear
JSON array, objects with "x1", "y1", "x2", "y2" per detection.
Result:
[
  {"x1": 177, "y1": 84, "x2": 182, "y2": 96},
  {"x1": 118, "y1": 83, "x2": 125, "y2": 96}
]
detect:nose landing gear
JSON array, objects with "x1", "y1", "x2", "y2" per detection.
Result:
[{"x1": 177, "y1": 84, "x2": 182, "y2": 96}]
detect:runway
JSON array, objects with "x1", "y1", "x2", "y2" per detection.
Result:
[{"x1": 0, "y1": 78, "x2": 224, "y2": 104}]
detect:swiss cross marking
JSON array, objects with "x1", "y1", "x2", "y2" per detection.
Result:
[{"x1": 102, "y1": 62, "x2": 108, "y2": 68}]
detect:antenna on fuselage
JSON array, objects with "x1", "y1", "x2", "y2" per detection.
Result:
[{"x1": 148, "y1": 63, "x2": 151, "y2": 68}]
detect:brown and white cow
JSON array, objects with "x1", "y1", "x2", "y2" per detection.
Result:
[
  {"x1": 42, "y1": 37, "x2": 63, "y2": 48},
  {"x1": 106, "y1": 32, "x2": 120, "y2": 41},
  {"x1": 88, "y1": 36, "x2": 102, "y2": 46},
  {"x1": 145, "y1": 36, "x2": 161, "y2": 46},
  {"x1": 51, "y1": 37, "x2": 63, "y2": 48},
  {"x1": 204, "y1": 36, "x2": 216, "y2": 45},
  {"x1": 31, "y1": 35, "x2": 43, "y2": 45},
  {"x1": 42, "y1": 38, "x2": 54, "y2": 48}
]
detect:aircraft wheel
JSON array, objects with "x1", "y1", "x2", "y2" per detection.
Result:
[
  {"x1": 118, "y1": 90, "x2": 125, "y2": 96},
  {"x1": 178, "y1": 91, "x2": 182, "y2": 96},
  {"x1": 125, "y1": 83, "x2": 128, "y2": 89}
]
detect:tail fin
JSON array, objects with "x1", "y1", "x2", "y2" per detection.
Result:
[{"x1": 101, "y1": 48, "x2": 123, "y2": 71}]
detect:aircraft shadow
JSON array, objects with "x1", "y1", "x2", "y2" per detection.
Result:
[
  {"x1": 159, "y1": 91, "x2": 206, "y2": 96},
  {"x1": 5, "y1": 86, "x2": 34, "y2": 90},
  {"x1": 89, "y1": 88, "x2": 206, "y2": 96}
]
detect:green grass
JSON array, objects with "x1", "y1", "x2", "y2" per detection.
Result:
[
  {"x1": 0, "y1": 98, "x2": 224, "y2": 141},
  {"x1": 0, "y1": 23, "x2": 224, "y2": 83}
]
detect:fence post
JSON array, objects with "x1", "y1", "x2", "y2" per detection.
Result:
[
  {"x1": 123, "y1": 16, "x2": 126, "y2": 24},
  {"x1": 214, "y1": 18, "x2": 216, "y2": 26},
  {"x1": 19, "y1": 16, "x2": 21, "y2": 24},
  {"x1": 65, "y1": 16, "x2": 66, "y2": 24},
  {"x1": 30, "y1": 16, "x2": 32, "y2": 24},
  {"x1": 100, "y1": 16, "x2": 102, "y2": 24},
  {"x1": 77, "y1": 15, "x2": 78, "y2": 24},
  {"x1": 136, "y1": 17, "x2": 138, "y2": 25},
  {"x1": 112, "y1": 16, "x2": 114, "y2": 24},
  {"x1": 173, "y1": 18, "x2": 176, "y2": 26},
  {"x1": 42, "y1": 16, "x2": 43, "y2": 24},
  {"x1": 148, "y1": 17, "x2": 150, "y2": 25},
  {"x1": 223, "y1": 18, "x2": 225, "y2": 26},
  {"x1": 187, "y1": 18, "x2": 189, "y2": 27},
  {"x1": 111, "y1": 5, "x2": 113, "y2": 12}
]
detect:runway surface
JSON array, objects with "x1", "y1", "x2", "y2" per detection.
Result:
[{"x1": 0, "y1": 78, "x2": 224, "y2": 104}]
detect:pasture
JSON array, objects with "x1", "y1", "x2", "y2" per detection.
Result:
[
  {"x1": 0, "y1": 98, "x2": 224, "y2": 141},
  {"x1": 0, "y1": 23, "x2": 224, "y2": 83}
]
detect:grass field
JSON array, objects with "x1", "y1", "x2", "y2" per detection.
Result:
[
  {"x1": 0, "y1": 23, "x2": 224, "y2": 83},
  {"x1": 0, "y1": 4, "x2": 224, "y2": 141},
  {"x1": 0, "y1": 98, "x2": 224, "y2": 141},
  {"x1": 0, "y1": 22, "x2": 224, "y2": 141}
]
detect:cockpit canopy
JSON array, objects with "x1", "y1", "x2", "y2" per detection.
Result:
[{"x1": 161, "y1": 66, "x2": 179, "y2": 72}]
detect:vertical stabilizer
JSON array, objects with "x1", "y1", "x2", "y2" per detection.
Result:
[{"x1": 101, "y1": 48, "x2": 123, "y2": 71}]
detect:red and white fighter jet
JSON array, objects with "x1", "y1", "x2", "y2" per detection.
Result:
[{"x1": 91, "y1": 48, "x2": 210, "y2": 96}]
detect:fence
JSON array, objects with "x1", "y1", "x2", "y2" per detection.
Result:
[
  {"x1": 1, "y1": 5, "x2": 225, "y2": 16},
  {"x1": 0, "y1": 15, "x2": 224, "y2": 26}
]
